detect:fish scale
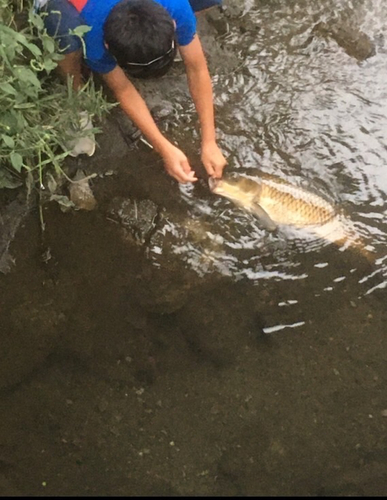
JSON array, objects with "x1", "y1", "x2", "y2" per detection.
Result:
[
  {"x1": 208, "y1": 175, "x2": 374, "y2": 262},
  {"x1": 259, "y1": 180, "x2": 336, "y2": 227},
  {"x1": 209, "y1": 175, "x2": 336, "y2": 227}
]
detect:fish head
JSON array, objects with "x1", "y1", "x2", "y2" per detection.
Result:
[
  {"x1": 208, "y1": 177, "x2": 222, "y2": 193},
  {"x1": 208, "y1": 177, "x2": 242, "y2": 198},
  {"x1": 209, "y1": 176, "x2": 276, "y2": 230},
  {"x1": 209, "y1": 176, "x2": 263, "y2": 202}
]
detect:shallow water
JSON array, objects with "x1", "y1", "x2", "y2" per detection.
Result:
[
  {"x1": 147, "y1": 0, "x2": 387, "y2": 334},
  {"x1": 1, "y1": 0, "x2": 387, "y2": 495}
]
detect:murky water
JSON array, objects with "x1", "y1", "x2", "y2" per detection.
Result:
[
  {"x1": 1, "y1": 0, "x2": 387, "y2": 495},
  {"x1": 146, "y1": 0, "x2": 387, "y2": 333}
]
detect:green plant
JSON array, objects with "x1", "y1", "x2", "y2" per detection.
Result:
[{"x1": 0, "y1": 0, "x2": 113, "y2": 190}]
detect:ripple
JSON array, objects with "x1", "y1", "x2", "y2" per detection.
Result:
[{"x1": 156, "y1": 0, "x2": 387, "y2": 306}]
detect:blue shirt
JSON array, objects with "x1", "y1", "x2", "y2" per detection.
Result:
[{"x1": 80, "y1": 0, "x2": 197, "y2": 73}]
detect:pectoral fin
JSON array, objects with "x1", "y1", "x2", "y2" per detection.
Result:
[{"x1": 251, "y1": 203, "x2": 277, "y2": 232}]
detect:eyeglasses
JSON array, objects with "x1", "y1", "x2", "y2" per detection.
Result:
[{"x1": 125, "y1": 39, "x2": 175, "y2": 68}]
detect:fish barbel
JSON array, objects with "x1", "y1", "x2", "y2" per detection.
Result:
[{"x1": 209, "y1": 175, "x2": 374, "y2": 261}]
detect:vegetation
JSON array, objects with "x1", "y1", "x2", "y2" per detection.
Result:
[{"x1": 0, "y1": 0, "x2": 112, "y2": 191}]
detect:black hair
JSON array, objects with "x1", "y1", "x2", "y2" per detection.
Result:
[{"x1": 104, "y1": 0, "x2": 177, "y2": 79}]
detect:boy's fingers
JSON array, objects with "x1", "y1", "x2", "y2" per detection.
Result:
[
  {"x1": 178, "y1": 170, "x2": 197, "y2": 183},
  {"x1": 213, "y1": 166, "x2": 223, "y2": 178},
  {"x1": 179, "y1": 159, "x2": 197, "y2": 182},
  {"x1": 181, "y1": 158, "x2": 192, "y2": 174},
  {"x1": 186, "y1": 170, "x2": 198, "y2": 181},
  {"x1": 204, "y1": 163, "x2": 215, "y2": 177}
]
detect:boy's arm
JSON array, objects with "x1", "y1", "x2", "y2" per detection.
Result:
[
  {"x1": 179, "y1": 35, "x2": 227, "y2": 178},
  {"x1": 102, "y1": 66, "x2": 197, "y2": 183}
]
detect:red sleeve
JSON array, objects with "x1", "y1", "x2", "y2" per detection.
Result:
[{"x1": 67, "y1": 0, "x2": 88, "y2": 12}]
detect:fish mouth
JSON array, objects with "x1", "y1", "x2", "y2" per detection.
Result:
[{"x1": 208, "y1": 177, "x2": 221, "y2": 192}]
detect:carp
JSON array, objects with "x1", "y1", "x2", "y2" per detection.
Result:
[{"x1": 209, "y1": 175, "x2": 373, "y2": 260}]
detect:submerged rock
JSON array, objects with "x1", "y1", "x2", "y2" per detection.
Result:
[
  {"x1": 313, "y1": 21, "x2": 376, "y2": 61},
  {"x1": 0, "y1": 296, "x2": 66, "y2": 390},
  {"x1": 68, "y1": 169, "x2": 97, "y2": 211},
  {"x1": 107, "y1": 196, "x2": 159, "y2": 245}
]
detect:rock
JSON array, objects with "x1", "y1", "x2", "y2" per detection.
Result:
[
  {"x1": 68, "y1": 169, "x2": 97, "y2": 211},
  {"x1": 66, "y1": 111, "x2": 96, "y2": 157},
  {"x1": 313, "y1": 21, "x2": 376, "y2": 61},
  {"x1": 107, "y1": 196, "x2": 159, "y2": 245}
]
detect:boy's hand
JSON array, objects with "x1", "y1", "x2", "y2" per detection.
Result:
[
  {"x1": 201, "y1": 141, "x2": 227, "y2": 178},
  {"x1": 162, "y1": 144, "x2": 198, "y2": 184}
]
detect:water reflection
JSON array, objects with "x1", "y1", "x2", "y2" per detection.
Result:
[{"x1": 149, "y1": 0, "x2": 387, "y2": 306}]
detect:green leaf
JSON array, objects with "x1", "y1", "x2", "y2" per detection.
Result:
[
  {"x1": 24, "y1": 42, "x2": 42, "y2": 58},
  {"x1": 5, "y1": 27, "x2": 43, "y2": 57},
  {"x1": 1, "y1": 43, "x2": 15, "y2": 61},
  {"x1": 2, "y1": 83, "x2": 17, "y2": 95},
  {"x1": 30, "y1": 12, "x2": 45, "y2": 31},
  {"x1": 71, "y1": 25, "x2": 92, "y2": 37},
  {"x1": 0, "y1": 112, "x2": 19, "y2": 135},
  {"x1": 42, "y1": 37, "x2": 56, "y2": 54},
  {"x1": 42, "y1": 57, "x2": 58, "y2": 72},
  {"x1": 14, "y1": 67, "x2": 41, "y2": 88},
  {"x1": 10, "y1": 152, "x2": 23, "y2": 172},
  {"x1": 0, "y1": 169, "x2": 22, "y2": 189},
  {"x1": 1, "y1": 134, "x2": 15, "y2": 148},
  {"x1": 14, "y1": 102, "x2": 37, "y2": 109},
  {"x1": 0, "y1": 5, "x2": 112, "y2": 192}
]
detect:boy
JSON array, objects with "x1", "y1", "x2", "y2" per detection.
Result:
[{"x1": 35, "y1": 0, "x2": 227, "y2": 184}]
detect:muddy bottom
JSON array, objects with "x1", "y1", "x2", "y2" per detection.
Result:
[{"x1": 1, "y1": 159, "x2": 387, "y2": 495}]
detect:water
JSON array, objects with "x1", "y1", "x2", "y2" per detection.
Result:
[
  {"x1": 146, "y1": 0, "x2": 387, "y2": 333},
  {"x1": 1, "y1": 0, "x2": 387, "y2": 495}
]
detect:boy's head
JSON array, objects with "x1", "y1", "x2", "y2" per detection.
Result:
[{"x1": 104, "y1": 0, "x2": 177, "y2": 79}]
